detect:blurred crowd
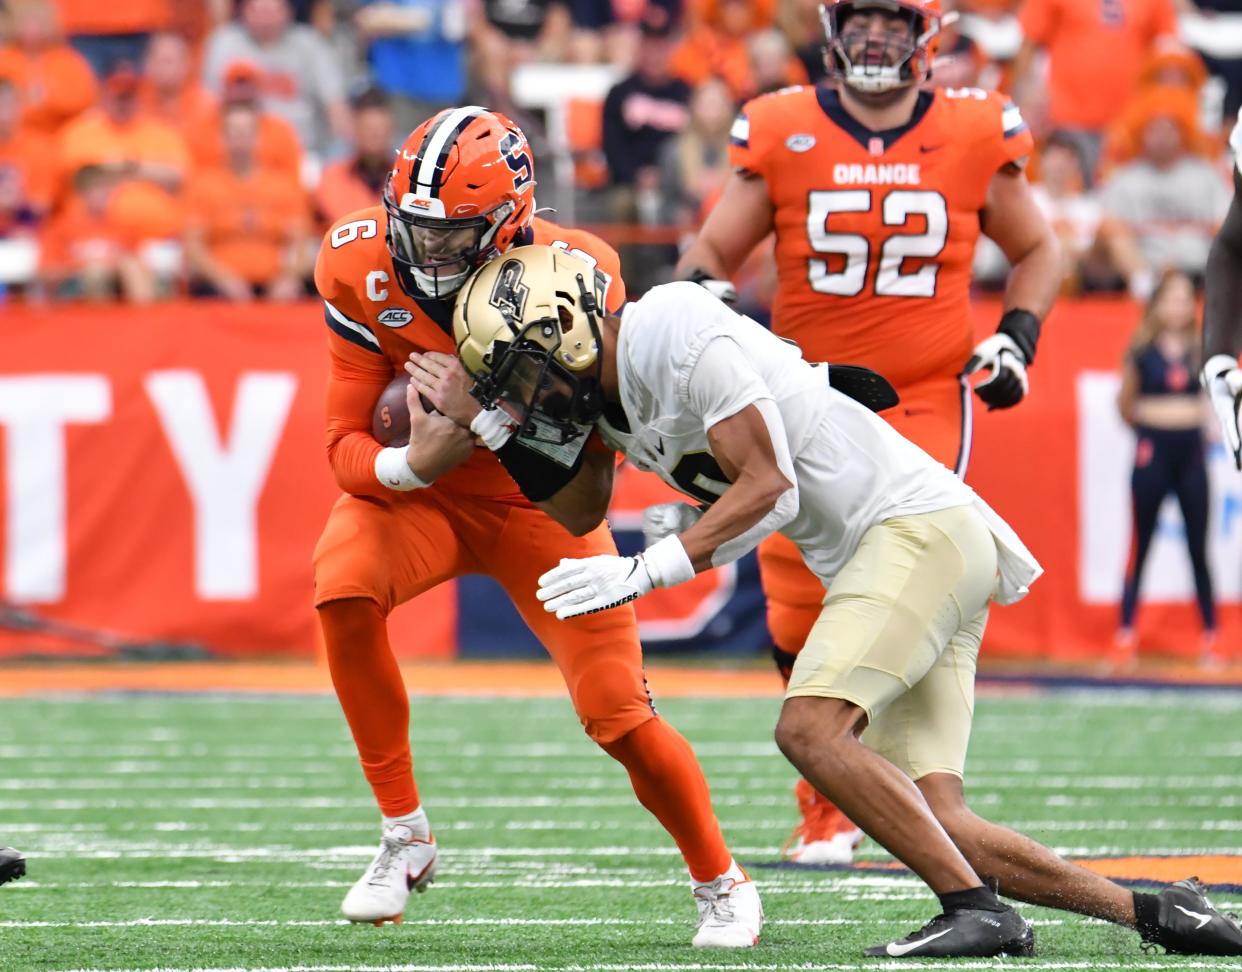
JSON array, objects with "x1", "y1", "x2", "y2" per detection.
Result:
[{"x1": 0, "y1": 0, "x2": 1241, "y2": 302}]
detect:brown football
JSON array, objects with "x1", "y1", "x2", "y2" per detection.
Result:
[{"x1": 371, "y1": 375, "x2": 435, "y2": 448}]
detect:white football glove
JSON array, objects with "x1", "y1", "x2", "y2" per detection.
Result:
[
  {"x1": 1203, "y1": 354, "x2": 1242, "y2": 470},
  {"x1": 641, "y1": 502, "x2": 704, "y2": 549},
  {"x1": 537, "y1": 554, "x2": 656, "y2": 620},
  {"x1": 963, "y1": 333, "x2": 1029, "y2": 410},
  {"x1": 537, "y1": 535, "x2": 696, "y2": 620}
]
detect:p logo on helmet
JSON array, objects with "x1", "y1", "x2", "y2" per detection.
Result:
[{"x1": 454, "y1": 245, "x2": 607, "y2": 445}]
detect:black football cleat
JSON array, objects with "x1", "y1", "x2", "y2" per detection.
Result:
[
  {"x1": 865, "y1": 905, "x2": 1034, "y2": 959},
  {"x1": 1140, "y1": 877, "x2": 1242, "y2": 956},
  {"x1": 0, "y1": 847, "x2": 25, "y2": 886}
]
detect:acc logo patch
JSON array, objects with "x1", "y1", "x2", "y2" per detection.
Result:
[
  {"x1": 785, "y1": 134, "x2": 816, "y2": 152},
  {"x1": 377, "y1": 307, "x2": 414, "y2": 327}
]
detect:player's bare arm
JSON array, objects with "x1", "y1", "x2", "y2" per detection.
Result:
[
  {"x1": 532, "y1": 447, "x2": 616, "y2": 536},
  {"x1": 675, "y1": 406, "x2": 794, "y2": 572},
  {"x1": 980, "y1": 164, "x2": 1062, "y2": 322},
  {"x1": 1202, "y1": 171, "x2": 1242, "y2": 467},
  {"x1": 674, "y1": 172, "x2": 774, "y2": 283}
]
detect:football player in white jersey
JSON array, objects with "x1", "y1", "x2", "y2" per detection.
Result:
[
  {"x1": 1203, "y1": 108, "x2": 1242, "y2": 465},
  {"x1": 412, "y1": 243, "x2": 1242, "y2": 960}
]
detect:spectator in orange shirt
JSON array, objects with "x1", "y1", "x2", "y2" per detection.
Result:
[
  {"x1": 38, "y1": 164, "x2": 155, "y2": 303},
  {"x1": 186, "y1": 60, "x2": 303, "y2": 185},
  {"x1": 56, "y1": 0, "x2": 171, "y2": 80},
  {"x1": 0, "y1": 1, "x2": 97, "y2": 135},
  {"x1": 778, "y1": 0, "x2": 829, "y2": 83},
  {"x1": 0, "y1": 74, "x2": 55, "y2": 213},
  {"x1": 57, "y1": 62, "x2": 189, "y2": 251},
  {"x1": 138, "y1": 31, "x2": 214, "y2": 134},
  {"x1": 1012, "y1": 0, "x2": 1177, "y2": 183},
  {"x1": 671, "y1": 0, "x2": 805, "y2": 99},
  {"x1": 184, "y1": 101, "x2": 313, "y2": 301},
  {"x1": 0, "y1": 74, "x2": 43, "y2": 293},
  {"x1": 313, "y1": 87, "x2": 395, "y2": 227}
]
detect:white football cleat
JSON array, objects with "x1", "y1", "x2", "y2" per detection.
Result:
[
  {"x1": 691, "y1": 862, "x2": 763, "y2": 948},
  {"x1": 341, "y1": 824, "x2": 437, "y2": 926}
]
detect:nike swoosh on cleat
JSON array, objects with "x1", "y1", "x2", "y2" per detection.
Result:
[
  {"x1": 1175, "y1": 904, "x2": 1213, "y2": 929},
  {"x1": 887, "y1": 928, "x2": 953, "y2": 956}
]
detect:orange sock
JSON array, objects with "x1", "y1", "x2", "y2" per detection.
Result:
[
  {"x1": 318, "y1": 598, "x2": 420, "y2": 817},
  {"x1": 601, "y1": 717, "x2": 732, "y2": 882}
]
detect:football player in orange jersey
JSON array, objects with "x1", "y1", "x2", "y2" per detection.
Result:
[
  {"x1": 670, "y1": 0, "x2": 1061, "y2": 868},
  {"x1": 313, "y1": 106, "x2": 761, "y2": 946}
]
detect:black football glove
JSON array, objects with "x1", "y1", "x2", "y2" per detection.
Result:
[{"x1": 963, "y1": 309, "x2": 1040, "y2": 410}]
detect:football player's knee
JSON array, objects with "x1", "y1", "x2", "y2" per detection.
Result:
[
  {"x1": 568, "y1": 657, "x2": 655, "y2": 745},
  {"x1": 313, "y1": 542, "x2": 392, "y2": 614},
  {"x1": 775, "y1": 696, "x2": 862, "y2": 761},
  {"x1": 316, "y1": 596, "x2": 387, "y2": 662}
]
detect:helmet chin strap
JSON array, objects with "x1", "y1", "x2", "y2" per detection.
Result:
[{"x1": 411, "y1": 265, "x2": 471, "y2": 298}]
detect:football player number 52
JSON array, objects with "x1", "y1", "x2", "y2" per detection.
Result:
[{"x1": 806, "y1": 189, "x2": 948, "y2": 298}]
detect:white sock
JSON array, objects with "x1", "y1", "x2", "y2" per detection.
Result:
[
  {"x1": 382, "y1": 806, "x2": 430, "y2": 839},
  {"x1": 693, "y1": 858, "x2": 745, "y2": 887}
]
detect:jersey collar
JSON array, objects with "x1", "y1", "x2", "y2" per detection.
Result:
[{"x1": 815, "y1": 85, "x2": 935, "y2": 154}]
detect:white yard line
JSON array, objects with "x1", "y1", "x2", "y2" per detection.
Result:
[{"x1": 43, "y1": 962, "x2": 1242, "y2": 972}]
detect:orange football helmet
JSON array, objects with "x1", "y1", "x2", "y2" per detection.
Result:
[
  {"x1": 819, "y1": 0, "x2": 945, "y2": 93},
  {"x1": 383, "y1": 106, "x2": 537, "y2": 299}
]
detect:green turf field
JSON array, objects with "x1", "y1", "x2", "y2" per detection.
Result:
[{"x1": 1, "y1": 688, "x2": 1241, "y2": 971}]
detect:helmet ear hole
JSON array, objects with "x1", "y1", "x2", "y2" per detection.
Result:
[{"x1": 557, "y1": 305, "x2": 575, "y2": 332}]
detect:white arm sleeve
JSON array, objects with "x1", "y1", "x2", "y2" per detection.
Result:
[{"x1": 684, "y1": 337, "x2": 799, "y2": 568}]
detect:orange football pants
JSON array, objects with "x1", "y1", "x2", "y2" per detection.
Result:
[
  {"x1": 313, "y1": 488, "x2": 731, "y2": 881},
  {"x1": 760, "y1": 375, "x2": 970, "y2": 658}
]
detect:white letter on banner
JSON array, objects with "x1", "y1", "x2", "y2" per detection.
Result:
[
  {"x1": 0, "y1": 375, "x2": 111, "y2": 602},
  {"x1": 145, "y1": 371, "x2": 296, "y2": 600}
]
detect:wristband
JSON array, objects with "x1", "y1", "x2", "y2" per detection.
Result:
[
  {"x1": 375, "y1": 446, "x2": 429, "y2": 491},
  {"x1": 639, "y1": 535, "x2": 696, "y2": 589},
  {"x1": 470, "y1": 407, "x2": 516, "y2": 450},
  {"x1": 996, "y1": 308, "x2": 1041, "y2": 364}
]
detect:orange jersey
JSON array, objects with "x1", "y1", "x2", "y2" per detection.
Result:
[
  {"x1": 729, "y1": 84, "x2": 1032, "y2": 388},
  {"x1": 314, "y1": 212, "x2": 626, "y2": 503}
]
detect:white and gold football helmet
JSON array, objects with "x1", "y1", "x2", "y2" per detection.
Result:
[{"x1": 453, "y1": 244, "x2": 608, "y2": 444}]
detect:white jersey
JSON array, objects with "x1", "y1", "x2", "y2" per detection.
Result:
[{"x1": 598, "y1": 282, "x2": 1041, "y2": 603}]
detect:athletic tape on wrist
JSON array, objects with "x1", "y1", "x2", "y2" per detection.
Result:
[
  {"x1": 470, "y1": 408, "x2": 516, "y2": 450},
  {"x1": 375, "y1": 446, "x2": 429, "y2": 491},
  {"x1": 640, "y1": 535, "x2": 696, "y2": 588}
]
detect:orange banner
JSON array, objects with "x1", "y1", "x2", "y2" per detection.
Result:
[
  {"x1": 969, "y1": 298, "x2": 1241, "y2": 659},
  {"x1": 0, "y1": 302, "x2": 451, "y2": 659},
  {"x1": 0, "y1": 298, "x2": 1232, "y2": 660}
]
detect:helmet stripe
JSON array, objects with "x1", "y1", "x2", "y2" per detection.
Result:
[{"x1": 414, "y1": 105, "x2": 489, "y2": 198}]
